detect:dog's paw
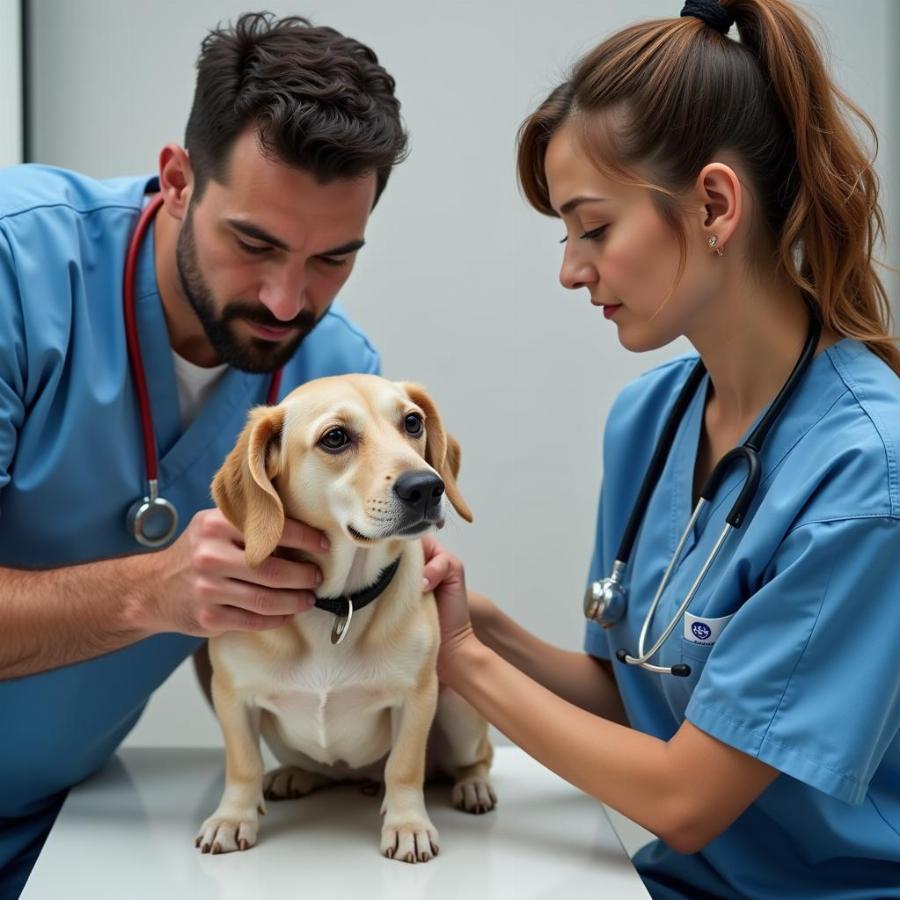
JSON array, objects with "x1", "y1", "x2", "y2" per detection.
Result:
[
  {"x1": 452, "y1": 774, "x2": 497, "y2": 814},
  {"x1": 381, "y1": 817, "x2": 440, "y2": 863},
  {"x1": 263, "y1": 765, "x2": 328, "y2": 800},
  {"x1": 195, "y1": 811, "x2": 259, "y2": 854}
]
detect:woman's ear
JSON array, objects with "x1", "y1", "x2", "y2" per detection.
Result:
[
  {"x1": 398, "y1": 382, "x2": 473, "y2": 524},
  {"x1": 696, "y1": 162, "x2": 742, "y2": 251},
  {"x1": 211, "y1": 404, "x2": 286, "y2": 567}
]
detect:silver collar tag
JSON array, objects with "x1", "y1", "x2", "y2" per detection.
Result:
[{"x1": 330, "y1": 598, "x2": 353, "y2": 645}]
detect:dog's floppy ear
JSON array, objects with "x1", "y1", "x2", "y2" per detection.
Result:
[
  {"x1": 211, "y1": 404, "x2": 286, "y2": 567},
  {"x1": 400, "y1": 382, "x2": 473, "y2": 523},
  {"x1": 445, "y1": 432, "x2": 463, "y2": 481}
]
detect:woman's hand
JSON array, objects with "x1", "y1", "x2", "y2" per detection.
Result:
[{"x1": 421, "y1": 534, "x2": 480, "y2": 681}]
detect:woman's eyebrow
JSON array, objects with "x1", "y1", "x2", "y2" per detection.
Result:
[{"x1": 559, "y1": 196, "x2": 609, "y2": 215}]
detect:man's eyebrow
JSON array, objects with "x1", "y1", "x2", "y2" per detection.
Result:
[
  {"x1": 559, "y1": 196, "x2": 608, "y2": 216},
  {"x1": 226, "y1": 219, "x2": 291, "y2": 251},
  {"x1": 225, "y1": 219, "x2": 365, "y2": 257},
  {"x1": 319, "y1": 238, "x2": 366, "y2": 257}
]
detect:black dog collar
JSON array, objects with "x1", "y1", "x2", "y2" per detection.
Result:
[{"x1": 314, "y1": 557, "x2": 402, "y2": 618}]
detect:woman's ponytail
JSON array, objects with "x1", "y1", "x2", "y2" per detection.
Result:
[{"x1": 725, "y1": 0, "x2": 898, "y2": 372}]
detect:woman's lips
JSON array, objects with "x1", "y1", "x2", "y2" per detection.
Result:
[{"x1": 602, "y1": 304, "x2": 623, "y2": 319}]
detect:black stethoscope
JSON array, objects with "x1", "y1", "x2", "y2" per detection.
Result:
[
  {"x1": 583, "y1": 307, "x2": 822, "y2": 676},
  {"x1": 123, "y1": 194, "x2": 283, "y2": 548}
]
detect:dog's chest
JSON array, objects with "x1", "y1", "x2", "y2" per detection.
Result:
[
  {"x1": 261, "y1": 652, "x2": 401, "y2": 718},
  {"x1": 239, "y1": 637, "x2": 426, "y2": 767}
]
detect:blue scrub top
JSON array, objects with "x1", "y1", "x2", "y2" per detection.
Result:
[
  {"x1": 0, "y1": 165, "x2": 381, "y2": 894},
  {"x1": 585, "y1": 343, "x2": 900, "y2": 898}
]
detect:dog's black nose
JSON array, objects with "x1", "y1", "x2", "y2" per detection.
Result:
[{"x1": 393, "y1": 471, "x2": 444, "y2": 516}]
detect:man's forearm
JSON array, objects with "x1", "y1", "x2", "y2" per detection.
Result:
[
  {"x1": 470, "y1": 592, "x2": 628, "y2": 725},
  {"x1": 0, "y1": 555, "x2": 157, "y2": 679}
]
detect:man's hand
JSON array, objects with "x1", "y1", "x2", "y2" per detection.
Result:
[
  {"x1": 141, "y1": 508, "x2": 328, "y2": 637},
  {"x1": 421, "y1": 534, "x2": 480, "y2": 682}
]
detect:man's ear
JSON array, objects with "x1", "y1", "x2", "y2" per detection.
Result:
[
  {"x1": 211, "y1": 404, "x2": 286, "y2": 567},
  {"x1": 157, "y1": 143, "x2": 193, "y2": 222},
  {"x1": 399, "y1": 382, "x2": 473, "y2": 523}
]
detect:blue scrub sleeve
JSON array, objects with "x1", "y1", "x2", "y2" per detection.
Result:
[
  {"x1": 0, "y1": 226, "x2": 26, "y2": 514},
  {"x1": 584, "y1": 484, "x2": 611, "y2": 661},
  {"x1": 584, "y1": 620, "x2": 611, "y2": 661},
  {"x1": 686, "y1": 515, "x2": 900, "y2": 804}
]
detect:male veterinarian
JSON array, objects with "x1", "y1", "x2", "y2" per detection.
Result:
[{"x1": 0, "y1": 13, "x2": 406, "y2": 895}]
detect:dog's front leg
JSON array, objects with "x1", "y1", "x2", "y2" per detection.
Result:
[
  {"x1": 196, "y1": 678, "x2": 265, "y2": 854},
  {"x1": 381, "y1": 672, "x2": 440, "y2": 863}
]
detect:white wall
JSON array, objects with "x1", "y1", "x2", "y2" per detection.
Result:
[
  {"x1": 24, "y1": 1, "x2": 898, "y2": 759},
  {"x1": 0, "y1": 0, "x2": 22, "y2": 167}
]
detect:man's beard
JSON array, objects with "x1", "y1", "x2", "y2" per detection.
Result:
[{"x1": 175, "y1": 208, "x2": 324, "y2": 373}]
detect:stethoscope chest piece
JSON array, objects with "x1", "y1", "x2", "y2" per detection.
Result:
[
  {"x1": 127, "y1": 479, "x2": 179, "y2": 548},
  {"x1": 583, "y1": 561, "x2": 627, "y2": 626}
]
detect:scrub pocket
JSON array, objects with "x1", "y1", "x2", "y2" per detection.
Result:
[{"x1": 678, "y1": 638, "x2": 716, "y2": 695}]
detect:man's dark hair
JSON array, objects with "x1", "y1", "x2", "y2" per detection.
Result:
[{"x1": 185, "y1": 12, "x2": 408, "y2": 203}]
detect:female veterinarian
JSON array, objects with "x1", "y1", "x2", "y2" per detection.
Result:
[{"x1": 423, "y1": 1, "x2": 900, "y2": 896}]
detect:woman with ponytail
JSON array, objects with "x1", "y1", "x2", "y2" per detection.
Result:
[{"x1": 423, "y1": 1, "x2": 900, "y2": 896}]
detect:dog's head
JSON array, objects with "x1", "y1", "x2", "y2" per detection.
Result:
[{"x1": 212, "y1": 374, "x2": 472, "y2": 567}]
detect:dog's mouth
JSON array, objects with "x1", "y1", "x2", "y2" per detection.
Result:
[
  {"x1": 347, "y1": 525, "x2": 377, "y2": 544},
  {"x1": 397, "y1": 520, "x2": 442, "y2": 536},
  {"x1": 346, "y1": 517, "x2": 444, "y2": 544}
]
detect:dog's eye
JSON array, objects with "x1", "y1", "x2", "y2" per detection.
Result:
[
  {"x1": 404, "y1": 413, "x2": 424, "y2": 437},
  {"x1": 319, "y1": 427, "x2": 351, "y2": 452}
]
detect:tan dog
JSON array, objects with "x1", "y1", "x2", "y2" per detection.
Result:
[{"x1": 196, "y1": 374, "x2": 495, "y2": 863}]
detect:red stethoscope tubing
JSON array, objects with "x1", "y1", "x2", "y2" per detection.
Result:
[{"x1": 122, "y1": 194, "x2": 283, "y2": 485}]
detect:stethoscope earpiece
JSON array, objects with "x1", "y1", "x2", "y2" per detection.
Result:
[{"x1": 614, "y1": 648, "x2": 691, "y2": 677}]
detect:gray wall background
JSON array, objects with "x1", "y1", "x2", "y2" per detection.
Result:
[
  {"x1": 0, "y1": 0, "x2": 22, "y2": 166},
  {"x1": 24, "y1": 1, "x2": 898, "y2": 759}
]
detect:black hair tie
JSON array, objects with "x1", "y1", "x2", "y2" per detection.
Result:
[{"x1": 680, "y1": 0, "x2": 735, "y2": 35}]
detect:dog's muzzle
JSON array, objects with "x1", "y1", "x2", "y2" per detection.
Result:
[{"x1": 393, "y1": 470, "x2": 445, "y2": 532}]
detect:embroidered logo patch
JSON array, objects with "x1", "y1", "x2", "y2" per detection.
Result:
[
  {"x1": 691, "y1": 622, "x2": 712, "y2": 641},
  {"x1": 684, "y1": 611, "x2": 734, "y2": 646}
]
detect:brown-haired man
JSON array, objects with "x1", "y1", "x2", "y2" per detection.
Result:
[{"x1": 0, "y1": 14, "x2": 406, "y2": 896}]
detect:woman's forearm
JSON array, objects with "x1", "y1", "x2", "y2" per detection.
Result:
[
  {"x1": 427, "y1": 553, "x2": 776, "y2": 855},
  {"x1": 469, "y1": 591, "x2": 628, "y2": 725},
  {"x1": 447, "y1": 636, "x2": 683, "y2": 842}
]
